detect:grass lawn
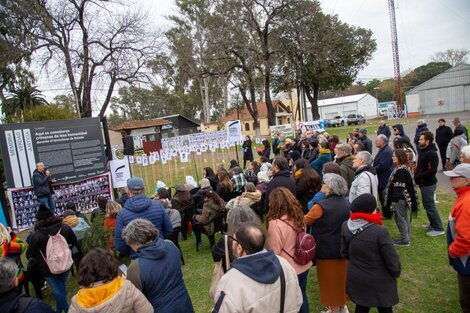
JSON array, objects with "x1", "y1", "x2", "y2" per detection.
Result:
[{"x1": 19, "y1": 188, "x2": 460, "y2": 313}]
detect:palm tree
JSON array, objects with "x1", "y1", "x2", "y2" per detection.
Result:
[{"x1": 2, "y1": 83, "x2": 48, "y2": 122}]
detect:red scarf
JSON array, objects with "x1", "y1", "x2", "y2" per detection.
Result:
[{"x1": 350, "y1": 212, "x2": 384, "y2": 225}]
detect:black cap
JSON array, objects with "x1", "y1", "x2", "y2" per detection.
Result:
[
  {"x1": 36, "y1": 204, "x2": 53, "y2": 220},
  {"x1": 350, "y1": 194, "x2": 377, "y2": 213}
]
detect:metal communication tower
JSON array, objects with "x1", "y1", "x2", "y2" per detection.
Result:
[{"x1": 388, "y1": 0, "x2": 403, "y2": 112}]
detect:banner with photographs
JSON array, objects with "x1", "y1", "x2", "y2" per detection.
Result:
[
  {"x1": 8, "y1": 173, "x2": 112, "y2": 231},
  {"x1": 269, "y1": 124, "x2": 294, "y2": 138},
  {"x1": 296, "y1": 120, "x2": 326, "y2": 133},
  {"x1": 0, "y1": 117, "x2": 107, "y2": 189}
]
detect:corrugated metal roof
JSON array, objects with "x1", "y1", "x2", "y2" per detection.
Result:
[
  {"x1": 111, "y1": 118, "x2": 171, "y2": 131},
  {"x1": 406, "y1": 63, "x2": 470, "y2": 94},
  {"x1": 307, "y1": 93, "x2": 370, "y2": 108}
]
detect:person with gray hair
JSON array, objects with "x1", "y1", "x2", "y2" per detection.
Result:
[
  {"x1": 461, "y1": 145, "x2": 470, "y2": 164},
  {"x1": 211, "y1": 205, "x2": 261, "y2": 282},
  {"x1": 304, "y1": 173, "x2": 350, "y2": 313},
  {"x1": 334, "y1": 143, "x2": 356, "y2": 189},
  {"x1": 350, "y1": 151, "x2": 379, "y2": 203},
  {"x1": 0, "y1": 258, "x2": 55, "y2": 312},
  {"x1": 373, "y1": 134, "x2": 394, "y2": 218},
  {"x1": 122, "y1": 218, "x2": 194, "y2": 313},
  {"x1": 414, "y1": 119, "x2": 429, "y2": 155}
]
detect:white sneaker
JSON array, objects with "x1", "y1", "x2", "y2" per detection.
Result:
[{"x1": 340, "y1": 305, "x2": 350, "y2": 313}]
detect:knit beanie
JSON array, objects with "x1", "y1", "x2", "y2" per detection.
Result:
[
  {"x1": 36, "y1": 204, "x2": 53, "y2": 220},
  {"x1": 350, "y1": 194, "x2": 377, "y2": 214}
]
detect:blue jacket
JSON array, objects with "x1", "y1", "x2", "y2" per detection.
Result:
[
  {"x1": 114, "y1": 194, "x2": 173, "y2": 257},
  {"x1": 132, "y1": 238, "x2": 194, "y2": 313},
  {"x1": 310, "y1": 151, "x2": 332, "y2": 180},
  {"x1": 373, "y1": 145, "x2": 394, "y2": 189}
]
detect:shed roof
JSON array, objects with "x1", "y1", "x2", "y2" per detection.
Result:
[
  {"x1": 111, "y1": 118, "x2": 171, "y2": 131},
  {"x1": 406, "y1": 63, "x2": 470, "y2": 95},
  {"x1": 158, "y1": 114, "x2": 200, "y2": 126},
  {"x1": 306, "y1": 93, "x2": 371, "y2": 108}
]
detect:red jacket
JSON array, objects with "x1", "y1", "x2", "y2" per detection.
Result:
[{"x1": 448, "y1": 186, "x2": 470, "y2": 258}]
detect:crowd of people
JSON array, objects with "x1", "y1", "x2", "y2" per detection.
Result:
[{"x1": 1, "y1": 117, "x2": 469, "y2": 313}]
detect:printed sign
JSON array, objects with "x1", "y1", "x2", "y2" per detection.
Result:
[
  {"x1": 109, "y1": 158, "x2": 131, "y2": 188},
  {"x1": 226, "y1": 120, "x2": 243, "y2": 143},
  {"x1": 297, "y1": 120, "x2": 325, "y2": 133},
  {"x1": 269, "y1": 124, "x2": 294, "y2": 138},
  {"x1": 8, "y1": 173, "x2": 112, "y2": 231},
  {"x1": 0, "y1": 118, "x2": 106, "y2": 188}
]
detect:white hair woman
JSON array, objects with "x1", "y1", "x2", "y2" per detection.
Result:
[
  {"x1": 305, "y1": 174, "x2": 350, "y2": 313},
  {"x1": 122, "y1": 218, "x2": 194, "y2": 313},
  {"x1": 349, "y1": 151, "x2": 379, "y2": 203}
]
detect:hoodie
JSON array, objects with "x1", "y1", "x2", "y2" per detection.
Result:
[
  {"x1": 414, "y1": 143, "x2": 439, "y2": 187},
  {"x1": 126, "y1": 238, "x2": 194, "y2": 313},
  {"x1": 213, "y1": 250, "x2": 302, "y2": 313},
  {"x1": 414, "y1": 123, "x2": 429, "y2": 146},
  {"x1": 393, "y1": 124, "x2": 411, "y2": 143},
  {"x1": 114, "y1": 194, "x2": 173, "y2": 258}
]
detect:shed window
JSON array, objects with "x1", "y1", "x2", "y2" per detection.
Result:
[{"x1": 245, "y1": 122, "x2": 250, "y2": 131}]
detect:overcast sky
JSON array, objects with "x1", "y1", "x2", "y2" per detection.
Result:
[
  {"x1": 141, "y1": 0, "x2": 470, "y2": 81},
  {"x1": 38, "y1": 0, "x2": 470, "y2": 102}
]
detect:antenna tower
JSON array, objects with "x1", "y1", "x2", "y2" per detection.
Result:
[{"x1": 388, "y1": 0, "x2": 403, "y2": 112}]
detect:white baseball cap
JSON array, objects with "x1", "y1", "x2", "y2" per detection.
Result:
[{"x1": 444, "y1": 163, "x2": 470, "y2": 178}]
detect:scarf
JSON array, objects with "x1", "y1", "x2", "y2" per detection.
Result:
[
  {"x1": 76, "y1": 276, "x2": 124, "y2": 308},
  {"x1": 294, "y1": 169, "x2": 302, "y2": 180},
  {"x1": 318, "y1": 148, "x2": 331, "y2": 156},
  {"x1": 350, "y1": 212, "x2": 383, "y2": 225},
  {"x1": 383, "y1": 165, "x2": 418, "y2": 218}
]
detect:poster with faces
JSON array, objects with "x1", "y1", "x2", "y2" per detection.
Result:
[
  {"x1": 136, "y1": 156, "x2": 142, "y2": 164},
  {"x1": 142, "y1": 154, "x2": 148, "y2": 166},
  {"x1": 180, "y1": 152, "x2": 189, "y2": 163},
  {"x1": 255, "y1": 137, "x2": 261, "y2": 144},
  {"x1": 128, "y1": 155, "x2": 134, "y2": 163}
]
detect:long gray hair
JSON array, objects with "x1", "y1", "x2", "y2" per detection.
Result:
[
  {"x1": 227, "y1": 205, "x2": 261, "y2": 235},
  {"x1": 122, "y1": 218, "x2": 159, "y2": 247}
]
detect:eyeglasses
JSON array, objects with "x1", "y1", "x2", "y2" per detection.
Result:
[{"x1": 228, "y1": 235, "x2": 238, "y2": 243}]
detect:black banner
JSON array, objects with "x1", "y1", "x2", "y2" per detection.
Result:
[{"x1": 0, "y1": 118, "x2": 107, "y2": 188}]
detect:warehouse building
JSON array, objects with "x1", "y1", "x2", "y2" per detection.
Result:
[
  {"x1": 306, "y1": 93, "x2": 378, "y2": 121},
  {"x1": 405, "y1": 63, "x2": 470, "y2": 115}
]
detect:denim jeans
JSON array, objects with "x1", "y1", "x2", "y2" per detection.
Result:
[
  {"x1": 45, "y1": 271, "x2": 69, "y2": 313},
  {"x1": 419, "y1": 184, "x2": 443, "y2": 231},
  {"x1": 37, "y1": 195, "x2": 56, "y2": 214},
  {"x1": 298, "y1": 269, "x2": 309, "y2": 313},
  {"x1": 392, "y1": 200, "x2": 410, "y2": 243}
]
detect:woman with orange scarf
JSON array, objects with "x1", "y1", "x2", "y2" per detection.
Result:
[{"x1": 69, "y1": 248, "x2": 152, "y2": 313}]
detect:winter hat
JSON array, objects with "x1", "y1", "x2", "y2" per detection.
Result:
[
  {"x1": 359, "y1": 128, "x2": 367, "y2": 135},
  {"x1": 350, "y1": 194, "x2": 377, "y2": 214},
  {"x1": 127, "y1": 177, "x2": 145, "y2": 192},
  {"x1": 36, "y1": 204, "x2": 53, "y2": 220}
]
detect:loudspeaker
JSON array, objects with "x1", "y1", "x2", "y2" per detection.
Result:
[{"x1": 122, "y1": 136, "x2": 135, "y2": 155}]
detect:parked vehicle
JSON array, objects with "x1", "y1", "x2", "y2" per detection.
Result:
[
  {"x1": 329, "y1": 116, "x2": 346, "y2": 127},
  {"x1": 346, "y1": 114, "x2": 366, "y2": 125}
]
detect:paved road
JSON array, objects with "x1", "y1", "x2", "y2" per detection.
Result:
[{"x1": 367, "y1": 111, "x2": 470, "y2": 193}]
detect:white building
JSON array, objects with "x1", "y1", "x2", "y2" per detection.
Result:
[
  {"x1": 306, "y1": 93, "x2": 378, "y2": 121},
  {"x1": 405, "y1": 63, "x2": 470, "y2": 116}
]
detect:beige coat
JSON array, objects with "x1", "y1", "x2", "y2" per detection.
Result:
[
  {"x1": 226, "y1": 190, "x2": 262, "y2": 210},
  {"x1": 69, "y1": 280, "x2": 153, "y2": 313},
  {"x1": 213, "y1": 255, "x2": 302, "y2": 313}
]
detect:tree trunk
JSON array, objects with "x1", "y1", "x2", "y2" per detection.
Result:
[
  {"x1": 305, "y1": 83, "x2": 320, "y2": 120},
  {"x1": 239, "y1": 86, "x2": 260, "y2": 132}
]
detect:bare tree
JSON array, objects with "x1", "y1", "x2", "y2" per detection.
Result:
[
  {"x1": 431, "y1": 48, "x2": 469, "y2": 66},
  {"x1": 27, "y1": 0, "x2": 161, "y2": 118}
]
